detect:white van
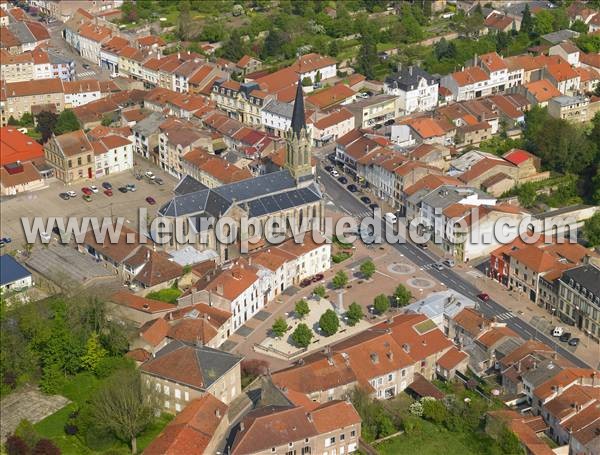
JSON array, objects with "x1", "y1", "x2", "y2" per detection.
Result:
[
  {"x1": 384, "y1": 212, "x2": 397, "y2": 224},
  {"x1": 552, "y1": 326, "x2": 564, "y2": 337},
  {"x1": 444, "y1": 259, "x2": 456, "y2": 267}
]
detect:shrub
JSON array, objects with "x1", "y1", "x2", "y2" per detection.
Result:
[
  {"x1": 64, "y1": 423, "x2": 79, "y2": 435},
  {"x1": 33, "y1": 439, "x2": 60, "y2": 455},
  {"x1": 313, "y1": 285, "x2": 326, "y2": 298},
  {"x1": 5, "y1": 436, "x2": 28, "y2": 455}
]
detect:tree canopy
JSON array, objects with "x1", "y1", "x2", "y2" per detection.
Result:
[
  {"x1": 291, "y1": 323, "x2": 313, "y2": 348},
  {"x1": 346, "y1": 302, "x2": 364, "y2": 326},
  {"x1": 374, "y1": 294, "x2": 390, "y2": 314},
  {"x1": 319, "y1": 309, "x2": 340, "y2": 336}
]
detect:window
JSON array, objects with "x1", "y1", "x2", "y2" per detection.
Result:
[
  {"x1": 184, "y1": 391, "x2": 189, "y2": 401},
  {"x1": 163, "y1": 385, "x2": 170, "y2": 395},
  {"x1": 164, "y1": 400, "x2": 169, "y2": 408},
  {"x1": 350, "y1": 430, "x2": 356, "y2": 437},
  {"x1": 175, "y1": 403, "x2": 181, "y2": 412},
  {"x1": 340, "y1": 434, "x2": 345, "y2": 441},
  {"x1": 175, "y1": 389, "x2": 181, "y2": 399}
]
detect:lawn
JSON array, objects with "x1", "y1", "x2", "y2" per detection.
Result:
[
  {"x1": 376, "y1": 419, "x2": 498, "y2": 455},
  {"x1": 146, "y1": 287, "x2": 181, "y2": 304},
  {"x1": 34, "y1": 372, "x2": 173, "y2": 454}
]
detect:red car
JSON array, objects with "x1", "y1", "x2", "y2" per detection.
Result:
[
  {"x1": 311, "y1": 273, "x2": 324, "y2": 282},
  {"x1": 82, "y1": 187, "x2": 93, "y2": 196},
  {"x1": 299, "y1": 278, "x2": 312, "y2": 287},
  {"x1": 104, "y1": 189, "x2": 113, "y2": 197},
  {"x1": 146, "y1": 196, "x2": 156, "y2": 205},
  {"x1": 477, "y1": 293, "x2": 490, "y2": 302}
]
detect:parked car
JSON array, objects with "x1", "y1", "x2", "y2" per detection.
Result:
[
  {"x1": 59, "y1": 192, "x2": 70, "y2": 200},
  {"x1": 83, "y1": 194, "x2": 92, "y2": 202},
  {"x1": 568, "y1": 337, "x2": 580, "y2": 347},
  {"x1": 126, "y1": 184, "x2": 136, "y2": 192},
  {"x1": 0, "y1": 237, "x2": 12, "y2": 247},
  {"x1": 299, "y1": 278, "x2": 312, "y2": 287},
  {"x1": 155, "y1": 177, "x2": 164, "y2": 185},
  {"x1": 443, "y1": 259, "x2": 455, "y2": 267},
  {"x1": 347, "y1": 184, "x2": 358, "y2": 192},
  {"x1": 82, "y1": 187, "x2": 92, "y2": 195},
  {"x1": 552, "y1": 326, "x2": 564, "y2": 337},
  {"x1": 369, "y1": 203, "x2": 379, "y2": 211},
  {"x1": 145, "y1": 171, "x2": 155, "y2": 180},
  {"x1": 104, "y1": 189, "x2": 113, "y2": 197},
  {"x1": 477, "y1": 293, "x2": 490, "y2": 302},
  {"x1": 146, "y1": 196, "x2": 156, "y2": 205},
  {"x1": 433, "y1": 263, "x2": 444, "y2": 271},
  {"x1": 330, "y1": 169, "x2": 340, "y2": 177},
  {"x1": 118, "y1": 186, "x2": 128, "y2": 193},
  {"x1": 324, "y1": 165, "x2": 333, "y2": 173},
  {"x1": 559, "y1": 332, "x2": 572, "y2": 342},
  {"x1": 327, "y1": 153, "x2": 336, "y2": 163},
  {"x1": 102, "y1": 182, "x2": 112, "y2": 190},
  {"x1": 89, "y1": 185, "x2": 99, "y2": 193},
  {"x1": 360, "y1": 196, "x2": 371, "y2": 204},
  {"x1": 66, "y1": 190, "x2": 77, "y2": 198},
  {"x1": 384, "y1": 119, "x2": 395, "y2": 126},
  {"x1": 312, "y1": 273, "x2": 324, "y2": 282},
  {"x1": 337, "y1": 176, "x2": 348, "y2": 184}
]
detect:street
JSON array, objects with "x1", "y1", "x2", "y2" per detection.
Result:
[{"x1": 317, "y1": 166, "x2": 592, "y2": 369}]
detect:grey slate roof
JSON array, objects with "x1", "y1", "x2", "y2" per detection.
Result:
[
  {"x1": 521, "y1": 359, "x2": 564, "y2": 388},
  {"x1": 159, "y1": 170, "x2": 319, "y2": 219},
  {"x1": 173, "y1": 175, "x2": 207, "y2": 196},
  {"x1": 385, "y1": 66, "x2": 438, "y2": 91},
  {"x1": 0, "y1": 255, "x2": 31, "y2": 286},
  {"x1": 541, "y1": 30, "x2": 579, "y2": 45},
  {"x1": 132, "y1": 112, "x2": 165, "y2": 137},
  {"x1": 560, "y1": 264, "x2": 600, "y2": 299},
  {"x1": 263, "y1": 99, "x2": 293, "y2": 119},
  {"x1": 290, "y1": 79, "x2": 306, "y2": 135},
  {"x1": 418, "y1": 185, "x2": 490, "y2": 210},
  {"x1": 8, "y1": 22, "x2": 35, "y2": 45}
]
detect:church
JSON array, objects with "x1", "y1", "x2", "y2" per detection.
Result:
[{"x1": 157, "y1": 80, "x2": 324, "y2": 262}]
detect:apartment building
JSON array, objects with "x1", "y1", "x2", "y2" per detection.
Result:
[
  {"x1": 384, "y1": 65, "x2": 439, "y2": 115},
  {"x1": 158, "y1": 118, "x2": 210, "y2": 178},
  {"x1": 346, "y1": 94, "x2": 399, "y2": 128},
  {"x1": 557, "y1": 264, "x2": 600, "y2": 343},
  {"x1": 0, "y1": 50, "x2": 34, "y2": 82},
  {"x1": 289, "y1": 52, "x2": 337, "y2": 82},
  {"x1": 181, "y1": 147, "x2": 252, "y2": 188},
  {"x1": 548, "y1": 95, "x2": 589, "y2": 122},
  {"x1": 1, "y1": 78, "x2": 64, "y2": 120},
  {"x1": 312, "y1": 108, "x2": 355, "y2": 147},
  {"x1": 140, "y1": 341, "x2": 242, "y2": 412},
  {"x1": 211, "y1": 79, "x2": 273, "y2": 127},
  {"x1": 90, "y1": 133, "x2": 133, "y2": 177},
  {"x1": 63, "y1": 79, "x2": 102, "y2": 108}
]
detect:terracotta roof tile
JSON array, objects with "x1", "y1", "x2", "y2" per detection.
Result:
[
  {"x1": 110, "y1": 291, "x2": 174, "y2": 314},
  {"x1": 437, "y1": 346, "x2": 468, "y2": 370}
]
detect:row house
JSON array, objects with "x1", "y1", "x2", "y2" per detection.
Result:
[
  {"x1": 90, "y1": 133, "x2": 133, "y2": 178},
  {"x1": 131, "y1": 112, "x2": 164, "y2": 161},
  {"x1": 305, "y1": 83, "x2": 356, "y2": 111},
  {"x1": 63, "y1": 79, "x2": 101, "y2": 108},
  {"x1": 384, "y1": 65, "x2": 439, "y2": 115},
  {"x1": 32, "y1": 47, "x2": 75, "y2": 81},
  {"x1": 181, "y1": 147, "x2": 253, "y2": 188},
  {"x1": 74, "y1": 22, "x2": 113, "y2": 65},
  {"x1": 1, "y1": 20, "x2": 50, "y2": 54},
  {"x1": 543, "y1": 59, "x2": 580, "y2": 95},
  {"x1": 117, "y1": 46, "x2": 147, "y2": 81},
  {"x1": 1, "y1": 77, "x2": 64, "y2": 121},
  {"x1": 99, "y1": 35, "x2": 128, "y2": 76},
  {"x1": 143, "y1": 87, "x2": 213, "y2": 120},
  {"x1": 231, "y1": 400, "x2": 361, "y2": 455},
  {"x1": 549, "y1": 41, "x2": 581, "y2": 67},
  {"x1": 518, "y1": 79, "x2": 562, "y2": 108},
  {"x1": 158, "y1": 117, "x2": 211, "y2": 178},
  {"x1": 547, "y1": 95, "x2": 589, "y2": 122},
  {"x1": 396, "y1": 116, "x2": 456, "y2": 147},
  {"x1": 346, "y1": 94, "x2": 400, "y2": 129},
  {"x1": 0, "y1": 49, "x2": 33, "y2": 82},
  {"x1": 44, "y1": 129, "x2": 94, "y2": 182},
  {"x1": 401, "y1": 174, "x2": 463, "y2": 218},
  {"x1": 312, "y1": 108, "x2": 355, "y2": 147},
  {"x1": 261, "y1": 99, "x2": 314, "y2": 138},
  {"x1": 211, "y1": 79, "x2": 273, "y2": 127},
  {"x1": 289, "y1": 52, "x2": 337, "y2": 83}
]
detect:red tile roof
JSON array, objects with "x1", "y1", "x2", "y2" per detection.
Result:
[
  {"x1": 524, "y1": 79, "x2": 561, "y2": 102},
  {"x1": 306, "y1": 84, "x2": 355, "y2": 109},
  {"x1": 451, "y1": 66, "x2": 489, "y2": 86},
  {"x1": 0, "y1": 126, "x2": 44, "y2": 166},
  {"x1": 503, "y1": 148, "x2": 535, "y2": 166},
  {"x1": 436, "y1": 346, "x2": 468, "y2": 371},
  {"x1": 290, "y1": 53, "x2": 336, "y2": 74},
  {"x1": 110, "y1": 291, "x2": 174, "y2": 314},
  {"x1": 313, "y1": 108, "x2": 354, "y2": 130}
]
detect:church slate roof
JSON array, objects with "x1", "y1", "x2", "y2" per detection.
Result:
[
  {"x1": 173, "y1": 175, "x2": 208, "y2": 196},
  {"x1": 290, "y1": 80, "x2": 306, "y2": 135}
]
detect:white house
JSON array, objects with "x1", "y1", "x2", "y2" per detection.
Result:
[
  {"x1": 384, "y1": 65, "x2": 439, "y2": 115},
  {"x1": 290, "y1": 53, "x2": 337, "y2": 82},
  {"x1": 549, "y1": 42, "x2": 580, "y2": 67},
  {"x1": 312, "y1": 108, "x2": 355, "y2": 147},
  {"x1": 0, "y1": 255, "x2": 33, "y2": 292},
  {"x1": 91, "y1": 134, "x2": 134, "y2": 177},
  {"x1": 63, "y1": 79, "x2": 102, "y2": 108},
  {"x1": 76, "y1": 23, "x2": 113, "y2": 65}
]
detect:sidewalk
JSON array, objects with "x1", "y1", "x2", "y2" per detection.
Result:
[{"x1": 461, "y1": 266, "x2": 600, "y2": 369}]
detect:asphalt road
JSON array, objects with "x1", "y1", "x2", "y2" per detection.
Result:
[{"x1": 317, "y1": 166, "x2": 590, "y2": 369}]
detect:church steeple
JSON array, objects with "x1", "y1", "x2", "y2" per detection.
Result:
[{"x1": 285, "y1": 79, "x2": 312, "y2": 182}]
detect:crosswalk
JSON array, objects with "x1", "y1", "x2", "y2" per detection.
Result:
[
  {"x1": 77, "y1": 70, "x2": 96, "y2": 79},
  {"x1": 422, "y1": 263, "x2": 444, "y2": 271},
  {"x1": 353, "y1": 210, "x2": 374, "y2": 219},
  {"x1": 494, "y1": 311, "x2": 515, "y2": 321}
]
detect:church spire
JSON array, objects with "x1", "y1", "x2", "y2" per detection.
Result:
[{"x1": 290, "y1": 78, "x2": 306, "y2": 136}]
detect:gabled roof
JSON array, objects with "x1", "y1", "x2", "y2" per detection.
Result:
[
  {"x1": 0, "y1": 255, "x2": 31, "y2": 286},
  {"x1": 451, "y1": 66, "x2": 489, "y2": 86},
  {"x1": 306, "y1": 84, "x2": 355, "y2": 109},
  {"x1": 0, "y1": 126, "x2": 44, "y2": 166},
  {"x1": 110, "y1": 291, "x2": 174, "y2": 314},
  {"x1": 524, "y1": 79, "x2": 561, "y2": 103}
]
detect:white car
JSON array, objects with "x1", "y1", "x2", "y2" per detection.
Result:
[
  {"x1": 552, "y1": 326, "x2": 564, "y2": 337},
  {"x1": 89, "y1": 185, "x2": 99, "y2": 193},
  {"x1": 330, "y1": 169, "x2": 340, "y2": 177},
  {"x1": 384, "y1": 212, "x2": 397, "y2": 224},
  {"x1": 145, "y1": 171, "x2": 155, "y2": 180},
  {"x1": 66, "y1": 190, "x2": 76, "y2": 198}
]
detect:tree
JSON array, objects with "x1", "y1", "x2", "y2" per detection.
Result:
[
  {"x1": 315, "y1": 70, "x2": 322, "y2": 84},
  {"x1": 19, "y1": 112, "x2": 33, "y2": 126},
  {"x1": 328, "y1": 39, "x2": 339, "y2": 57},
  {"x1": 313, "y1": 285, "x2": 326, "y2": 298},
  {"x1": 90, "y1": 369, "x2": 159, "y2": 454},
  {"x1": 570, "y1": 19, "x2": 588, "y2": 34},
  {"x1": 355, "y1": 31, "x2": 378, "y2": 80},
  {"x1": 360, "y1": 260, "x2": 376, "y2": 279},
  {"x1": 521, "y1": 3, "x2": 533, "y2": 36},
  {"x1": 5, "y1": 436, "x2": 28, "y2": 455},
  {"x1": 291, "y1": 323, "x2": 313, "y2": 347},
  {"x1": 14, "y1": 419, "x2": 39, "y2": 449},
  {"x1": 346, "y1": 302, "x2": 364, "y2": 326},
  {"x1": 301, "y1": 76, "x2": 313, "y2": 86},
  {"x1": 271, "y1": 317, "x2": 289, "y2": 338},
  {"x1": 54, "y1": 109, "x2": 80, "y2": 135},
  {"x1": 295, "y1": 299, "x2": 310, "y2": 319},
  {"x1": 261, "y1": 29, "x2": 286, "y2": 59},
  {"x1": 421, "y1": 398, "x2": 448, "y2": 425},
  {"x1": 177, "y1": 0, "x2": 192, "y2": 40},
  {"x1": 221, "y1": 30, "x2": 246, "y2": 62},
  {"x1": 32, "y1": 439, "x2": 60, "y2": 455},
  {"x1": 534, "y1": 10, "x2": 554, "y2": 36},
  {"x1": 516, "y1": 182, "x2": 537, "y2": 208},
  {"x1": 374, "y1": 294, "x2": 390, "y2": 314},
  {"x1": 393, "y1": 284, "x2": 412, "y2": 307},
  {"x1": 583, "y1": 212, "x2": 600, "y2": 247},
  {"x1": 495, "y1": 31, "x2": 511, "y2": 53},
  {"x1": 35, "y1": 110, "x2": 58, "y2": 143},
  {"x1": 319, "y1": 309, "x2": 340, "y2": 336},
  {"x1": 81, "y1": 332, "x2": 107, "y2": 373},
  {"x1": 101, "y1": 115, "x2": 113, "y2": 126},
  {"x1": 332, "y1": 271, "x2": 348, "y2": 289}
]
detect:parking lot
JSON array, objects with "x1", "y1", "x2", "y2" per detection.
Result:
[{"x1": 0, "y1": 167, "x2": 178, "y2": 247}]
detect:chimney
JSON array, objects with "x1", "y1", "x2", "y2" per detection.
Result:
[
  {"x1": 215, "y1": 409, "x2": 221, "y2": 418},
  {"x1": 307, "y1": 412, "x2": 313, "y2": 422},
  {"x1": 239, "y1": 421, "x2": 245, "y2": 432}
]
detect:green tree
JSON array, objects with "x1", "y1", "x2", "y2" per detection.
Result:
[
  {"x1": 291, "y1": 323, "x2": 313, "y2": 347},
  {"x1": 583, "y1": 212, "x2": 600, "y2": 247},
  {"x1": 374, "y1": 294, "x2": 389, "y2": 314},
  {"x1": 360, "y1": 260, "x2": 376, "y2": 279},
  {"x1": 319, "y1": 309, "x2": 340, "y2": 336},
  {"x1": 346, "y1": 302, "x2": 364, "y2": 326},
  {"x1": 516, "y1": 182, "x2": 537, "y2": 208},
  {"x1": 261, "y1": 29, "x2": 286, "y2": 59},
  {"x1": 54, "y1": 109, "x2": 80, "y2": 135},
  {"x1": 295, "y1": 299, "x2": 310, "y2": 319},
  {"x1": 421, "y1": 398, "x2": 448, "y2": 425},
  {"x1": 332, "y1": 270, "x2": 348, "y2": 289},
  {"x1": 101, "y1": 114, "x2": 112, "y2": 127},
  {"x1": 570, "y1": 19, "x2": 589, "y2": 34},
  {"x1": 81, "y1": 332, "x2": 107, "y2": 374},
  {"x1": 14, "y1": 419, "x2": 39, "y2": 449},
  {"x1": 35, "y1": 110, "x2": 58, "y2": 143},
  {"x1": 498, "y1": 426, "x2": 523, "y2": 454},
  {"x1": 271, "y1": 317, "x2": 289, "y2": 338},
  {"x1": 534, "y1": 10, "x2": 554, "y2": 35},
  {"x1": 19, "y1": 112, "x2": 33, "y2": 126},
  {"x1": 177, "y1": 0, "x2": 192, "y2": 40},
  {"x1": 393, "y1": 284, "x2": 412, "y2": 307},
  {"x1": 90, "y1": 369, "x2": 159, "y2": 454},
  {"x1": 221, "y1": 30, "x2": 246, "y2": 62},
  {"x1": 355, "y1": 31, "x2": 378, "y2": 80},
  {"x1": 521, "y1": 3, "x2": 533, "y2": 36},
  {"x1": 301, "y1": 76, "x2": 313, "y2": 86},
  {"x1": 313, "y1": 284, "x2": 326, "y2": 298},
  {"x1": 328, "y1": 39, "x2": 339, "y2": 57}
]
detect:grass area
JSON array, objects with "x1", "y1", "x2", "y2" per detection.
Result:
[
  {"x1": 146, "y1": 288, "x2": 181, "y2": 304},
  {"x1": 34, "y1": 372, "x2": 173, "y2": 454},
  {"x1": 332, "y1": 252, "x2": 352, "y2": 263},
  {"x1": 376, "y1": 419, "x2": 496, "y2": 455}
]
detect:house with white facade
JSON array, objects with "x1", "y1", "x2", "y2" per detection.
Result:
[
  {"x1": 290, "y1": 53, "x2": 337, "y2": 82},
  {"x1": 132, "y1": 112, "x2": 165, "y2": 160},
  {"x1": 63, "y1": 79, "x2": 102, "y2": 108},
  {"x1": 312, "y1": 108, "x2": 355, "y2": 147},
  {"x1": 0, "y1": 255, "x2": 33, "y2": 292},
  {"x1": 384, "y1": 65, "x2": 439, "y2": 115},
  {"x1": 549, "y1": 41, "x2": 580, "y2": 67},
  {"x1": 90, "y1": 134, "x2": 133, "y2": 177},
  {"x1": 75, "y1": 22, "x2": 113, "y2": 65}
]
